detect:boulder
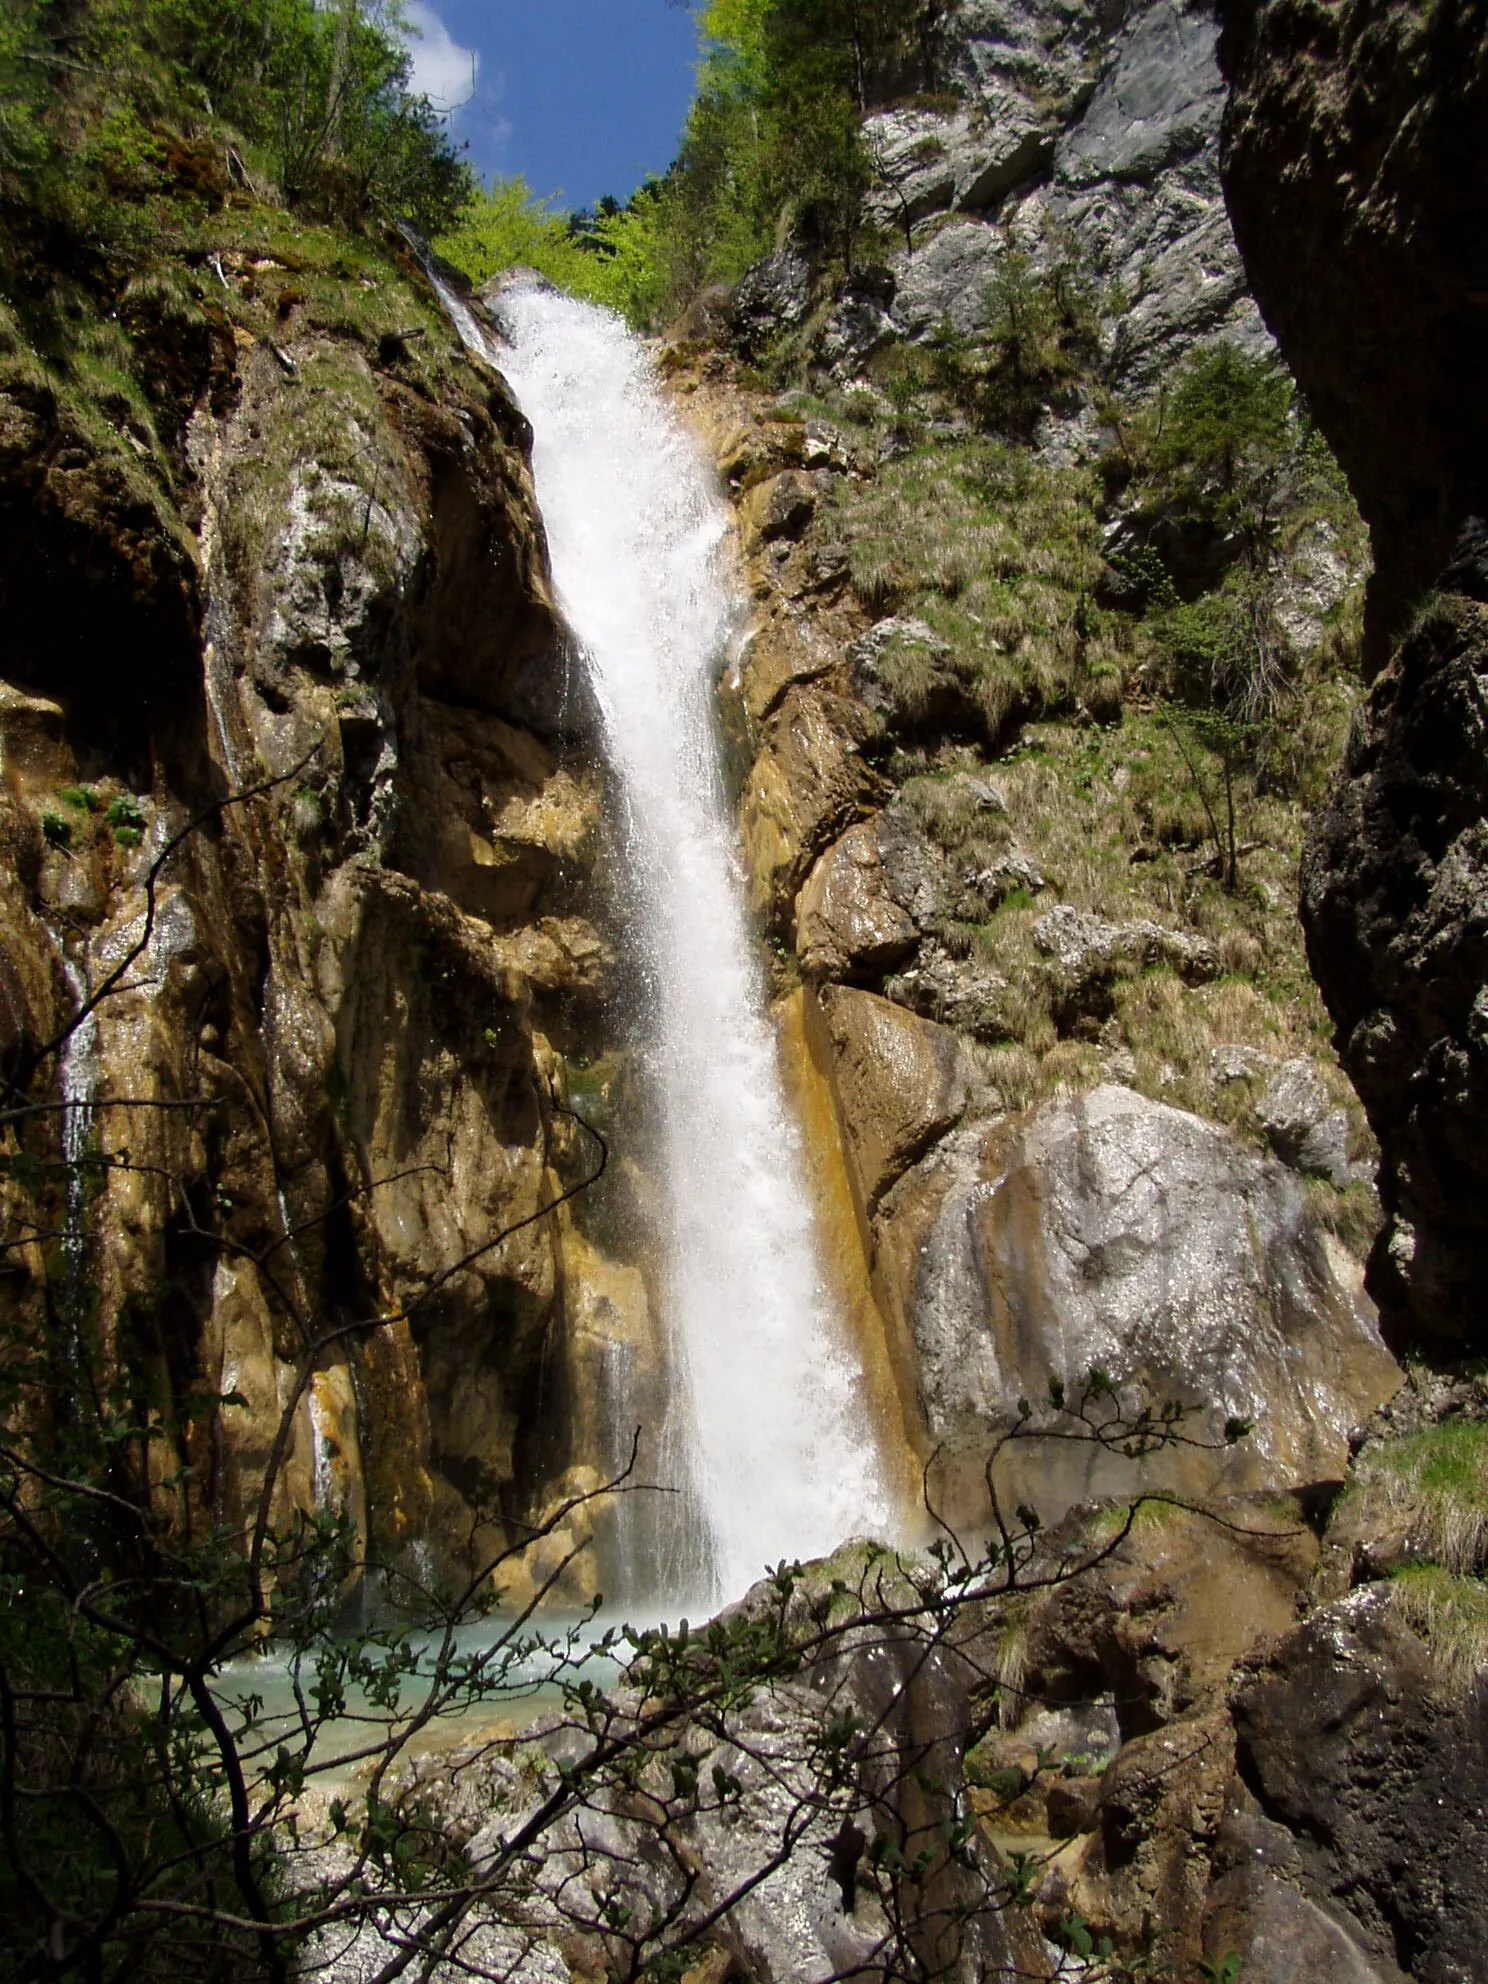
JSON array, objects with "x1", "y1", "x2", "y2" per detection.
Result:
[
  {"x1": 815, "y1": 267, "x2": 899, "y2": 375},
  {"x1": 1231, "y1": 1586, "x2": 1488, "y2": 1980},
  {"x1": 1300, "y1": 590, "x2": 1488, "y2": 1349},
  {"x1": 872, "y1": 1085, "x2": 1401, "y2": 1519},
  {"x1": 1046, "y1": 1776, "x2": 1102, "y2": 1838},
  {"x1": 1034, "y1": 902, "x2": 1220, "y2": 1029},
  {"x1": 846, "y1": 615, "x2": 949, "y2": 718},
  {"x1": 1202, "y1": 1864, "x2": 1403, "y2": 1984},
  {"x1": 728, "y1": 248, "x2": 813, "y2": 355},
  {"x1": 795, "y1": 819, "x2": 919, "y2": 982},
  {"x1": 1254, "y1": 1058, "x2": 1351, "y2": 1188},
  {"x1": 884, "y1": 939, "x2": 1011, "y2": 1039},
  {"x1": 1069, "y1": 1710, "x2": 1235, "y2": 1960},
  {"x1": 813, "y1": 984, "x2": 974, "y2": 1213}
]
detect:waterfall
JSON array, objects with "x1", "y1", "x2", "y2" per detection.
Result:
[{"x1": 487, "y1": 283, "x2": 891, "y2": 1607}]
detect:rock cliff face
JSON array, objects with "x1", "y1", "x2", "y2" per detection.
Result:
[
  {"x1": 0, "y1": 231, "x2": 655, "y2": 1599},
  {"x1": 1300, "y1": 587, "x2": 1488, "y2": 1354},
  {"x1": 1217, "y1": 0, "x2": 1488, "y2": 661},
  {"x1": 674, "y1": 323, "x2": 1394, "y2": 1538},
  {"x1": 757, "y1": 0, "x2": 1271, "y2": 421},
  {"x1": 1215, "y1": 0, "x2": 1488, "y2": 1354}
]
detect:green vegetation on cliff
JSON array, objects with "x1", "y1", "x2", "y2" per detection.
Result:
[
  {"x1": 0, "y1": 0, "x2": 469, "y2": 248},
  {"x1": 441, "y1": 0, "x2": 940, "y2": 327}
]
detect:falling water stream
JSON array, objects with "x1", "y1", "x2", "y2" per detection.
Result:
[{"x1": 484, "y1": 283, "x2": 891, "y2": 1608}]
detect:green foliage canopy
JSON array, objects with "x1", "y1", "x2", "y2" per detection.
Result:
[{"x1": 0, "y1": 0, "x2": 473, "y2": 248}]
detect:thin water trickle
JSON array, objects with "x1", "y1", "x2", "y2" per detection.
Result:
[
  {"x1": 490, "y1": 282, "x2": 891, "y2": 1608},
  {"x1": 58, "y1": 954, "x2": 99, "y2": 1306}
]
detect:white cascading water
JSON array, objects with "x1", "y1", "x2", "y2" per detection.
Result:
[{"x1": 484, "y1": 283, "x2": 891, "y2": 1606}]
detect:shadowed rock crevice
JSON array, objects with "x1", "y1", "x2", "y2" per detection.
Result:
[{"x1": 1217, "y1": 0, "x2": 1488, "y2": 663}]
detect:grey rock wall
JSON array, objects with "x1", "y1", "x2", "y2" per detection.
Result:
[{"x1": 833, "y1": 0, "x2": 1271, "y2": 396}]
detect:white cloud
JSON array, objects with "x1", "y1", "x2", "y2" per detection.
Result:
[{"x1": 400, "y1": 2, "x2": 479, "y2": 115}]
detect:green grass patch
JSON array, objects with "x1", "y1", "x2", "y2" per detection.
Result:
[
  {"x1": 1355, "y1": 1421, "x2": 1488, "y2": 1577},
  {"x1": 1390, "y1": 1565, "x2": 1488, "y2": 1682}
]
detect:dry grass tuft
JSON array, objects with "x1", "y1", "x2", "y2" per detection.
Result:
[{"x1": 1390, "y1": 1566, "x2": 1488, "y2": 1683}]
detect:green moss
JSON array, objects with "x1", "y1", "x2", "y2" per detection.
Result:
[{"x1": 105, "y1": 794, "x2": 145, "y2": 830}]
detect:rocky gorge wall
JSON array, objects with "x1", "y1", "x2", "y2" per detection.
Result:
[
  {"x1": 4, "y1": 4, "x2": 1488, "y2": 1973},
  {"x1": 1217, "y1": 0, "x2": 1488, "y2": 1364},
  {"x1": 666, "y1": 0, "x2": 1402, "y2": 1546},
  {"x1": 575, "y1": 0, "x2": 1487, "y2": 1968},
  {"x1": 0, "y1": 210, "x2": 666, "y2": 1606}
]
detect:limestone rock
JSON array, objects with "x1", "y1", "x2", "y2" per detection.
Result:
[
  {"x1": 843, "y1": 614, "x2": 993, "y2": 738},
  {"x1": 1021, "y1": 1504, "x2": 1317, "y2": 1739},
  {"x1": 739, "y1": 467, "x2": 822, "y2": 548},
  {"x1": 884, "y1": 938, "x2": 1010, "y2": 1039},
  {"x1": 814, "y1": 984, "x2": 974, "y2": 1213},
  {"x1": 1231, "y1": 1586, "x2": 1488, "y2": 1979},
  {"x1": 464, "y1": 1581, "x2": 1054, "y2": 1984},
  {"x1": 1300, "y1": 593, "x2": 1488, "y2": 1349},
  {"x1": 873, "y1": 0, "x2": 1269, "y2": 388},
  {"x1": 1070, "y1": 1710, "x2": 1235, "y2": 1960},
  {"x1": 729, "y1": 609, "x2": 837, "y2": 724},
  {"x1": 863, "y1": 101, "x2": 1053, "y2": 236},
  {"x1": 814, "y1": 267, "x2": 899, "y2": 375},
  {"x1": 728, "y1": 247, "x2": 812, "y2": 355},
  {"x1": 1255, "y1": 1058, "x2": 1351, "y2": 1188},
  {"x1": 971, "y1": 845, "x2": 1045, "y2": 902},
  {"x1": 1046, "y1": 1777, "x2": 1102, "y2": 1838},
  {"x1": 1034, "y1": 902, "x2": 1219, "y2": 1028},
  {"x1": 890, "y1": 221, "x2": 1007, "y2": 341},
  {"x1": 1202, "y1": 1864, "x2": 1404, "y2": 1984},
  {"x1": 739, "y1": 685, "x2": 881, "y2": 928},
  {"x1": 795, "y1": 819, "x2": 919, "y2": 982},
  {"x1": 873, "y1": 1085, "x2": 1401, "y2": 1516},
  {"x1": 846, "y1": 615, "x2": 947, "y2": 719}
]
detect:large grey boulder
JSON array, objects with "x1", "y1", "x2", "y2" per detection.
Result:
[
  {"x1": 455, "y1": 1592, "x2": 1053, "y2": 1984},
  {"x1": 870, "y1": 1085, "x2": 1400, "y2": 1521},
  {"x1": 1255, "y1": 1058, "x2": 1352, "y2": 1188},
  {"x1": 728, "y1": 247, "x2": 812, "y2": 355}
]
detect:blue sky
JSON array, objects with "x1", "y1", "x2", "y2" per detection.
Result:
[{"x1": 399, "y1": 1, "x2": 701, "y2": 212}]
